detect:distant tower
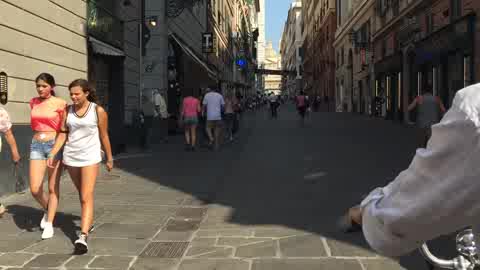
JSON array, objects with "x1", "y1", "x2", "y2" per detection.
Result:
[{"x1": 257, "y1": 0, "x2": 266, "y2": 67}]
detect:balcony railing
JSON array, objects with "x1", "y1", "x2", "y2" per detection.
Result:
[{"x1": 87, "y1": 0, "x2": 124, "y2": 49}]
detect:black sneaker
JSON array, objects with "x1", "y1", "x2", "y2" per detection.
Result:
[{"x1": 74, "y1": 233, "x2": 88, "y2": 255}]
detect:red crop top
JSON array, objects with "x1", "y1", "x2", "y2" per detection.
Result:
[{"x1": 30, "y1": 97, "x2": 67, "y2": 132}]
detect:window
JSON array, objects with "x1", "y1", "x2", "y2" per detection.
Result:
[
  {"x1": 451, "y1": 0, "x2": 462, "y2": 19},
  {"x1": 377, "y1": 0, "x2": 388, "y2": 17},
  {"x1": 392, "y1": 0, "x2": 399, "y2": 16},
  {"x1": 464, "y1": 55, "x2": 471, "y2": 87},
  {"x1": 426, "y1": 13, "x2": 433, "y2": 34},
  {"x1": 341, "y1": 47, "x2": 345, "y2": 65},
  {"x1": 337, "y1": 0, "x2": 342, "y2": 26}
]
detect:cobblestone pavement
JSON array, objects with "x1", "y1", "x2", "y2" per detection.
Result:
[{"x1": 0, "y1": 107, "x2": 451, "y2": 269}]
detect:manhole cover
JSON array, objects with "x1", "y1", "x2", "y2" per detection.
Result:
[
  {"x1": 175, "y1": 208, "x2": 207, "y2": 219},
  {"x1": 165, "y1": 219, "x2": 200, "y2": 232},
  {"x1": 140, "y1": 242, "x2": 189, "y2": 258}
]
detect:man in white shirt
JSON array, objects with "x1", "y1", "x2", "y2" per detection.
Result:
[
  {"x1": 268, "y1": 93, "x2": 279, "y2": 118},
  {"x1": 203, "y1": 87, "x2": 225, "y2": 150},
  {"x1": 153, "y1": 90, "x2": 169, "y2": 143},
  {"x1": 340, "y1": 83, "x2": 480, "y2": 258}
]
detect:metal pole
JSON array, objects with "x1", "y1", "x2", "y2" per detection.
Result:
[{"x1": 139, "y1": 22, "x2": 143, "y2": 111}]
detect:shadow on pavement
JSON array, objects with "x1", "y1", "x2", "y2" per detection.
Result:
[
  {"x1": 113, "y1": 107, "x2": 457, "y2": 270},
  {"x1": 7, "y1": 204, "x2": 81, "y2": 244}
]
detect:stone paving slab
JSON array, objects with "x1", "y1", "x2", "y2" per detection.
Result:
[
  {"x1": 0, "y1": 253, "x2": 35, "y2": 267},
  {"x1": 360, "y1": 258, "x2": 408, "y2": 270},
  {"x1": 253, "y1": 227, "x2": 310, "y2": 238},
  {"x1": 24, "y1": 236, "x2": 75, "y2": 254},
  {"x1": 326, "y1": 238, "x2": 378, "y2": 258},
  {"x1": 178, "y1": 259, "x2": 249, "y2": 270},
  {"x1": 252, "y1": 258, "x2": 363, "y2": 270},
  {"x1": 175, "y1": 208, "x2": 207, "y2": 219},
  {"x1": 95, "y1": 209, "x2": 171, "y2": 225},
  {"x1": 88, "y1": 238, "x2": 148, "y2": 256},
  {"x1": 91, "y1": 223, "x2": 160, "y2": 239},
  {"x1": 24, "y1": 254, "x2": 71, "y2": 268},
  {"x1": 130, "y1": 258, "x2": 179, "y2": 270},
  {"x1": 64, "y1": 255, "x2": 95, "y2": 268},
  {"x1": 154, "y1": 231, "x2": 194, "y2": 241},
  {"x1": 186, "y1": 246, "x2": 234, "y2": 258},
  {"x1": 278, "y1": 235, "x2": 328, "y2": 257},
  {"x1": 190, "y1": 238, "x2": 216, "y2": 246},
  {"x1": 0, "y1": 235, "x2": 39, "y2": 253},
  {"x1": 89, "y1": 255, "x2": 135, "y2": 269},
  {"x1": 235, "y1": 240, "x2": 277, "y2": 258},
  {"x1": 196, "y1": 229, "x2": 253, "y2": 237},
  {"x1": 217, "y1": 237, "x2": 273, "y2": 247}
]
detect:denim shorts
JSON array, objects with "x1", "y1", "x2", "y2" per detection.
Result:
[
  {"x1": 30, "y1": 139, "x2": 62, "y2": 160},
  {"x1": 184, "y1": 117, "x2": 198, "y2": 126}
]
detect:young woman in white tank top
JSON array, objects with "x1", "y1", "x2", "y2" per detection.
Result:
[{"x1": 47, "y1": 79, "x2": 113, "y2": 255}]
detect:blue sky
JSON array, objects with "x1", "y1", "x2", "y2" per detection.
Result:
[{"x1": 265, "y1": 0, "x2": 292, "y2": 52}]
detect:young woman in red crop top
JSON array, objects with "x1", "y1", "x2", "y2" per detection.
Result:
[{"x1": 29, "y1": 73, "x2": 67, "y2": 240}]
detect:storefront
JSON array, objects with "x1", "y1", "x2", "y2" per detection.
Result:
[
  {"x1": 374, "y1": 52, "x2": 403, "y2": 121},
  {"x1": 410, "y1": 14, "x2": 475, "y2": 109},
  {"x1": 87, "y1": 0, "x2": 127, "y2": 153},
  {"x1": 167, "y1": 33, "x2": 218, "y2": 133}
]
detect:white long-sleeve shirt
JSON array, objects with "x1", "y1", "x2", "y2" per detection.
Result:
[{"x1": 361, "y1": 83, "x2": 480, "y2": 257}]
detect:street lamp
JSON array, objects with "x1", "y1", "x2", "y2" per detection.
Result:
[{"x1": 124, "y1": 15, "x2": 158, "y2": 110}]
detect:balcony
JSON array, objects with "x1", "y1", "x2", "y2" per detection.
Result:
[{"x1": 87, "y1": 0, "x2": 124, "y2": 50}]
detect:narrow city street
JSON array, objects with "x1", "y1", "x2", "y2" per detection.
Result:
[{"x1": 0, "y1": 107, "x2": 452, "y2": 270}]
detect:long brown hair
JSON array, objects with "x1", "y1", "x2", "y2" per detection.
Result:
[{"x1": 68, "y1": 79, "x2": 97, "y2": 102}]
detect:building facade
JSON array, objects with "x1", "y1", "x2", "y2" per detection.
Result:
[
  {"x1": 206, "y1": 0, "x2": 258, "y2": 96},
  {"x1": 312, "y1": 0, "x2": 336, "y2": 111},
  {"x1": 0, "y1": 0, "x2": 141, "y2": 196},
  {"x1": 333, "y1": 0, "x2": 356, "y2": 112},
  {"x1": 280, "y1": 0, "x2": 303, "y2": 97},
  {"x1": 301, "y1": 0, "x2": 316, "y2": 95},
  {"x1": 335, "y1": 0, "x2": 375, "y2": 115},
  {"x1": 372, "y1": 0, "x2": 480, "y2": 123}
]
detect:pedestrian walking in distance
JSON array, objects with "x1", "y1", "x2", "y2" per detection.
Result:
[
  {"x1": 140, "y1": 95, "x2": 155, "y2": 151},
  {"x1": 180, "y1": 88, "x2": 201, "y2": 151},
  {"x1": 47, "y1": 79, "x2": 113, "y2": 255},
  {"x1": 29, "y1": 73, "x2": 67, "y2": 240},
  {"x1": 296, "y1": 91, "x2": 308, "y2": 124},
  {"x1": 0, "y1": 107, "x2": 21, "y2": 217},
  {"x1": 203, "y1": 87, "x2": 225, "y2": 150},
  {"x1": 407, "y1": 87, "x2": 446, "y2": 148},
  {"x1": 224, "y1": 92, "x2": 237, "y2": 142}
]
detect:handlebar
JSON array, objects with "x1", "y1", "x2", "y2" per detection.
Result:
[
  {"x1": 419, "y1": 244, "x2": 457, "y2": 269},
  {"x1": 419, "y1": 228, "x2": 479, "y2": 270}
]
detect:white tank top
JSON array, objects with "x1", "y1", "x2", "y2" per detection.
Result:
[{"x1": 63, "y1": 102, "x2": 102, "y2": 167}]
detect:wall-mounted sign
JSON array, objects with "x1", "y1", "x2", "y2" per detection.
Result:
[{"x1": 202, "y1": 33, "x2": 215, "y2": 53}]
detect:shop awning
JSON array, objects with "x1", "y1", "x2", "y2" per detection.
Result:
[
  {"x1": 169, "y1": 33, "x2": 218, "y2": 80},
  {"x1": 89, "y1": 37, "x2": 125, "y2": 57}
]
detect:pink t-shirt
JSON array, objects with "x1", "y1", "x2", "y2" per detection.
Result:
[
  {"x1": 296, "y1": 95, "x2": 306, "y2": 107},
  {"x1": 30, "y1": 97, "x2": 67, "y2": 132},
  {"x1": 182, "y1": 97, "x2": 200, "y2": 118}
]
